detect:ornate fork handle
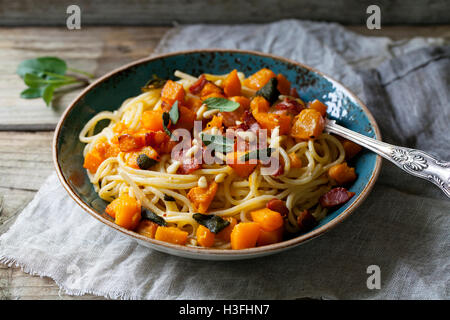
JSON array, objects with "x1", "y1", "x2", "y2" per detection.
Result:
[{"x1": 325, "y1": 120, "x2": 450, "y2": 198}]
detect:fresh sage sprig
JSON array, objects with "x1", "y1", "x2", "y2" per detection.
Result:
[
  {"x1": 193, "y1": 213, "x2": 230, "y2": 234},
  {"x1": 203, "y1": 97, "x2": 240, "y2": 112},
  {"x1": 17, "y1": 56, "x2": 94, "y2": 106},
  {"x1": 162, "y1": 101, "x2": 179, "y2": 137},
  {"x1": 200, "y1": 132, "x2": 234, "y2": 154}
]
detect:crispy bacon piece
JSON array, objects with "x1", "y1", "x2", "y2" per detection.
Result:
[
  {"x1": 189, "y1": 74, "x2": 208, "y2": 95},
  {"x1": 275, "y1": 98, "x2": 304, "y2": 115},
  {"x1": 290, "y1": 87, "x2": 300, "y2": 98},
  {"x1": 296, "y1": 210, "x2": 317, "y2": 233},
  {"x1": 242, "y1": 109, "x2": 261, "y2": 132},
  {"x1": 266, "y1": 199, "x2": 289, "y2": 217},
  {"x1": 319, "y1": 187, "x2": 355, "y2": 208},
  {"x1": 172, "y1": 147, "x2": 202, "y2": 174},
  {"x1": 178, "y1": 160, "x2": 202, "y2": 174}
]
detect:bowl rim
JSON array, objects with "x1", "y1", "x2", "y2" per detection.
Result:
[{"x1": 53, "y1": 49, "x2": 382, "y2": 257}]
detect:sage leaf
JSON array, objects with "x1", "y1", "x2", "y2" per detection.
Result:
[
  {"x1": 142, "y1": 74, "x2": 167, "y2": 92},
  {"x1": 169, "y1": 101, "x2": 179, "y2": 125},
  {"x1": 162, "y1": 112, "x2": 172, "y2": 137},
  {"x1": 141, "y1": 208, "x2": 167, "y2": 226},
  {"x1": 17, "y1": 57, "x2": 67, "y2": 79},
  {"x1": 193, "y1": 213, "x2": 230, "y2": 234},
  {"x1": 20, "y1": 87, "x2": 45, "y2": 99},
  {"x1": 256, "y1": 77, "x2": 279, "y2": 104},
  {"x1": 42, "y1": 85, "x2": 56, "y2": 106},
  {"x1": 201, "y1": 133, "x2": 234, "y2": 154},
  {"x1": 204, "y1": 97, "x2": 240, "y2": 112}
]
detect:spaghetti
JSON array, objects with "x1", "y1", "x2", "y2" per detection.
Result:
[{"x1": 80, "y1": 68, "x2": 360, "y2": 249}]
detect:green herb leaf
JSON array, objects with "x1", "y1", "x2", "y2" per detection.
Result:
[
  {"x1": 20, "y1": 87, "x2": 45, "y2": 99},
  {"x1": 256, "y1": 77, "x2": 280, "y2": 104},
  {"x1": 162, "y1": 112, "x2": 172, "y2": 137},
  {"x1": 204, "y1": 97, "x2": 240, "y2": 112},
  {"x1": 141, "y1": 74, "x2": 167, "y2": 92},
  {"x1": 17, "y1": 56, "x2": 94, "y2": 106},
  {"x1": 240, "y1": 148, "x2": 275, "y2": 162},
  {"x1": 163, "y1": 195, "x2": 176, "y2": 202},
  {"x1": 193, "y1": 213, "x2": 230, "y2": 234},
  {"x1": 169, "y1": 101, "x2": 179, "y2": 125},
  {"x1": 42, "y1": 85, "x2": 56, "y2": 106},
  {"x1": 200, "y1": 133, "x2": 234, "y2": 154},
  {"x1": 137, "y1": 154, "x2": 158, "y2": 170},
  {"x1": 141, "y1": 208, "x2": 167, "y2": 226},
  {"x1": 17, "y1": 57, "x2": 67, "y2": 79}
]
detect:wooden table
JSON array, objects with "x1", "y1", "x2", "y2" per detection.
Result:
[{"x1": 0, "y1": 25, "x2": 449, "y2": 300}]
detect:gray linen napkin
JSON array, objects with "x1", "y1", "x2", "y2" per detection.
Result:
[{"x1": 1, "y1": 20, "x2": 449, "y2": 299}]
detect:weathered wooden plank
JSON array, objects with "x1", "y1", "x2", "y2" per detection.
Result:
[
  {"x1": 0, "y1": 0, "x2": 449, "y2": 25},
  {"x1": 0, "y1": 26, "x2": 169, "y2": 130},
  {"x1": 0, "y1": 131, "x2": 54, "y2": 190},
  {"x1": 0, "y1": 131, "x2": 54, "y2": 235},
  {"x1": 1, "y1": 25, "x2": 450, "y2": 131}
]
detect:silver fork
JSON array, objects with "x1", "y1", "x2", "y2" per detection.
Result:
[{"x1": 325, "y1": 120, "x2": 450, "y2": 198}]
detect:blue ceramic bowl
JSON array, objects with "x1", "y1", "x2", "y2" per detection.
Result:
[{"x1": 53, "y1": 50, "x2": 381, "y2": 260}]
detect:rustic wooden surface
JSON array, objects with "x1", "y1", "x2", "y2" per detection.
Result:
[
  {"x1": 0, "y1": 25, "x2": 449, "y2": 300},
  {"x1": 0, "y1": 0, "x2": 449, "y2": 25}
]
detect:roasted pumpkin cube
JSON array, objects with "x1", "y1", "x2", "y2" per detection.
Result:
[
  {"x1": 187, "y1": 181, "x2": 219, "y2": 213},
  {"x1": 291, "y1": 109, "x2": 325, "y2": 140}
]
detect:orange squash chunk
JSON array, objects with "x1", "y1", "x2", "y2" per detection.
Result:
[
  {"x1": 216, "y1": 217, "x2": 238, "y2": 242},
  {"x1": 276, "y1": 74, "x2": 291, "y2": 95},
  {"x1": 338, "y1": 138, "x2": 362, "y2": 160},
  {"x1": 230, "y1": 222, "x2": 260, "y2": 249},
  {"x1": 291, "y1": 109, "x2": 325, "y2": 140},
  {"x1": 253, "y1": 112, "x2": 291, "y2": 135},
  {"x1": 83, "y1": 151, "x2": 104, "y2": 174},
  {"x1": 112, "y1": 122, "x2": 129, "y2": 134},
  {"x1": 136, "y1": 220, "x2": 159, "y2": 239},
  {"x1": 118, "y1": 133, "x2": 147, "y2": 152},
  {"x1": 288, "y1": 152, "x2": 302, "y2": 168},
  {"x1": 185, "y1": 96, "x2": 203, "y2": 114},
  {"x1": 161, "y1": 80, "x2": 185, "y2": 106},
  {"x1": 187, "y1": 181, "x2": 218, "y2": 213},
  {"x1": 141, "y1": 109, "x2": 164, "y2": 131},
  {"x1": 243, "y1": 68, "x2": 276, "y2": 90},
  {"x1": 257, "y1": 226, "x2": 284, "y2": 246},
  {"x1": 155, "y1": 226, "x2": 188, "y2": 245},
  {"x1": 223, "y1": 69, "x2": 241, "y2": 97},
  {"x1": 196, "y1": 225, "x2": 215, "y2": 247},
  {"x1": 226, "y1": 152, "x2": 257, "y2": 178},
  {"x1": 106, "y1": 194, "x2": 141, "y2": 230},
  {"x1": 200, "y1": 82, "x2": 224, "y2": 99},
  {"x1": 174, "y1": 105, "x2": 196, "y2": 131},
  {"x1": 205, "y1": 115, "x2": 223, "y2": 130},
  {"x1": 328, "y1": 162, "x2": 357, "y2": 185},
  {"x1": 83, "y1": 139, "x2": 119, "y2": 174},
  {"x1": 309, "y1": 99, "x2": 328, "y2": 117},
  {"x1": 250, "y1": 208, "x2": 284, "y2": 231},
  {"x1": 250, "y1": 96, "x2": 270, "y2": 114},
  {"x1": 229, "y1": 96, "x2": 250, "y2": 110}
]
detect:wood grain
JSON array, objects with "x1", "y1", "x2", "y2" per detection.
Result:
[
  {"x1": 0, "y1": 26, "x2": 169, "y2": 131},
  {"x1": 0, "y1": 0, "x2": 449, "y2": 25}
]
